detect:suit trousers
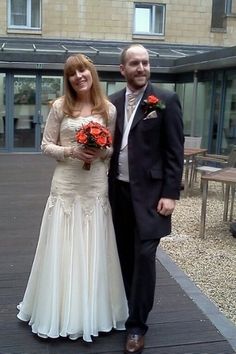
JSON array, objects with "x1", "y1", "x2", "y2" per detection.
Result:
[{"x1": 112, "y1": 180, "x2": 160, "y2": 334}]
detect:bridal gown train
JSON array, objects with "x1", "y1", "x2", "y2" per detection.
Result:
[{"x1": 17, "y1": 98, "x2": 128, "y2": 342}]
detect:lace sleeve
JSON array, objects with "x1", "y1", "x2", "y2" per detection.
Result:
[
  {"x1": 41, "y1": 99, "x2": 67, "y2": 161},
  {"x1": 105, "y1": 101, "x2": 117, "y2": 159}
]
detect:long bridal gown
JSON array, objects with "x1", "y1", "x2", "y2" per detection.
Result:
[{"x1": 17, "y1": 98, "x2": 128, "y2": 342}]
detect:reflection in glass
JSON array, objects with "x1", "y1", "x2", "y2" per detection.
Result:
[
  {"x1": 211, "y1": 74, "x2": 223, "y2": 153},
  {"x1": 9, "y1": 0, "x2": 41, "y2": 28},
  {"x1": 40, "y1": 76, "x2": 63, "y2": 141},
  {"x1": 134, "y1": 4, "x2": 164, "y2": 34},
  {"x1": 196, "y1": 82, "x2": 212, "y2": 149},
  {"x1": 135, "y1": 7, "x2": 150, "y2": 33},
  {"x1": 10, "y1": 0, "x2": 27, "y2": 26},
  {"x1": 176, "y1": 83, "x2": 194, "y2": 136},
  {"x1": 106, "y1": 82, "x2": 126, "y2": 96},
  {"x1": 14, "y1": 75, "x2": 36, "y2": 148},
  {"x1": 223, "y1": 71, "x2": 236, "y2": 154},
  {"x1": 0, "y1": 74, "x2": 6, "y2": 148},
  {"x1": 154, "y1": 5, "x2": 164, "y2": 34},
  {"x1": 176, "y1": 81, "x2": 212, "y2": 150}
]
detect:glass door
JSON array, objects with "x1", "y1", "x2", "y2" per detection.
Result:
[
  {"x1": 0, "y1": 73, "x2": 6, "y2": 149},
  {"x1": 13, "y1": 75, "x2": 37, "y2": 149},
  {"x1": 222, "y1": 70, "x2": 236, "y2": 154},
  {"x1": 40, "y1": 76, "x2": 63, "y2": 143},
  {"x1": 1, "y1": 73, "x2": 64, "y2": 152}
]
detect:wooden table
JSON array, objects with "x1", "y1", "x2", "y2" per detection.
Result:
[
  {"x1": 200, "y1": 167, "x2": 236, "y2": 239},
  {"x1": 184, "y1": 148, "x2": 207, "y2": 197}
]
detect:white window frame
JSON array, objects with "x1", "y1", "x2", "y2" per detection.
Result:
[
  {"x1": 133, "y1": 3, "x2": 165, "y2": 35},
  {"x1": 8, "y1": 0, "x2": 41, "y2": 29}
]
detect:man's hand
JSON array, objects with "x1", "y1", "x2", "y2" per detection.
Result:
[{"x1": 157, "y1": 198, "x2": 176, "y2": 216}]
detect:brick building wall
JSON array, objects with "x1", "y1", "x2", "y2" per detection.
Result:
[{"x1": 1, "y1": 0, "x2": 236, "y2": 46}]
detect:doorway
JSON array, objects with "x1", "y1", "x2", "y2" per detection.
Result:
[{"x1": 0, "y1": 73, "x2": 63, "y2": 152}]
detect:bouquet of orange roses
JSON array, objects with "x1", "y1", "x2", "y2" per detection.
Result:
[{"x1": 75, "y1": 121, "x2": 112, "y2": 170}]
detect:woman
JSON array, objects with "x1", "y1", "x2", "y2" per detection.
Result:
[{"x1": 17, "y1": 54, "x2": 128, "y2": 342}]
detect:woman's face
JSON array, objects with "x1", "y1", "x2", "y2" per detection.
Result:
[{"x1": 68, "y1": 67, "x2": 93, "y2": 95}]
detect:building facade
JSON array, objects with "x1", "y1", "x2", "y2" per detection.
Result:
[{"x1": 0, "y1": 0, "x2": 236, "y2": 153}]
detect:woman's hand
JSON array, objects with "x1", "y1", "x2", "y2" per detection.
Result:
[{"x1": 72, "y1": 147, "x2": 105, "y2": 163}]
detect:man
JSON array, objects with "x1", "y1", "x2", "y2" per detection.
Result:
[{"x1": 108, "y1": 44, "x2": 184, "y2": 354}]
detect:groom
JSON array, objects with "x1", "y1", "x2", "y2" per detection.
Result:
[{"x1": 108, "y1": 44, "x2": 184, "y2": 354}]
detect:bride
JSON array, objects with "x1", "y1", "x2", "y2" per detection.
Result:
[{"x1": 17, "y1": 53, "x2": 128, "y2": 342}]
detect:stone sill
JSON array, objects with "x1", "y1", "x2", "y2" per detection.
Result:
[
  {"x1": 7, "y1": 28, "x2": 42, "y2": 35},
  {"x1": 132, "y1": 34, "x2": 165, "y2": 41}
]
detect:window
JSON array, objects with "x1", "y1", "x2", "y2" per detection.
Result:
[
  {"x1": 134, "y1": 3, "x2": 165, "y2": 35},
  {"x1": 225, "y1": 0, "x2": 236, "y2": 14},
  {"x1": 225, "y1": 0, "x2": 232, "y2": 14},
  {"x1": 211, "y1": 0, "x2": 226, "y2": 29},
  {"x1": 8, "y1": 0, "x2": 41, "y2": 29},
  {"x1": 211, "y1": 0, "x2": 236, "y2": 30}
]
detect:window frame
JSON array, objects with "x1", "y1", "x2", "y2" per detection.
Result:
[
  {"x1": 133, "y1": 3, "x2": 165, "y2": 36},
  {"x1": 8, "y1": 0, "x2": 41, "y2": 30}
]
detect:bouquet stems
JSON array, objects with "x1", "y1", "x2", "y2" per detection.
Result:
[{"x1": 83, "y1": 162, "x2": 91, "y2": 170}]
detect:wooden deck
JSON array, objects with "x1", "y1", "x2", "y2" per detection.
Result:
[{"x1": 0, "y1": 154, "x2": 235, "y2": 354}]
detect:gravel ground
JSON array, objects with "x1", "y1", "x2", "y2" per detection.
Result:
[{"x1": 160, "y1": 178, "x2": 236, "y2": 326}]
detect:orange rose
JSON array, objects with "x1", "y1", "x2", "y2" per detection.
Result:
[
  {"x1": 76, "y1": 131, "x2": 87, "y2": 144},
  {"x1": 147, "y1": 95, "x2": 159, "y2": 104},
  {"x1": 90, "y1": 127, "x2": 101, "y2": 136},
  {"x1": 96, "y1": 135, "x2": 107, "y2": 146}
]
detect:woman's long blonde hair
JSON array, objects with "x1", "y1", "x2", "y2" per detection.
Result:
[{"x1": 63, "y1": 54, "x2": 109, "y2": 123}]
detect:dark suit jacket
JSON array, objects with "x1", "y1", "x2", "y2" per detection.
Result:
[{"x1": 108, "y1": 82, "x2": 184, "y2": 240}]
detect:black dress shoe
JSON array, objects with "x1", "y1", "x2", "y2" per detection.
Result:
[{"x1": 124, "y1": 333, "x2": 145, "y2": 354}]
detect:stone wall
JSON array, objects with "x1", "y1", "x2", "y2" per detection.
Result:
[{"x1": 1, "y1": 0, "x2": 236, "y2": 46}]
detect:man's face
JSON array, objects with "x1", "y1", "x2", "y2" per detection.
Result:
[{"x1": 120, "y1": 46, "x2": 150, "y2": 91}]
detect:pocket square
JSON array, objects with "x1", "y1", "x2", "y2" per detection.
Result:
[{"x1": 144, "y1": 110, "x2": 158, "y2": 120}]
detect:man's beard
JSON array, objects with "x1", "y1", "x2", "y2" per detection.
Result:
[{"x1": 128, "y1": 75, "x2": 149, "y2": 90}]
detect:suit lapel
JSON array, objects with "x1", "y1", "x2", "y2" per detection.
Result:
[
  {"x1": 130, "y1": 83, "x2": 153, "y2": 130},
  {"x1": 116, "y1": 89, "x2": 126, "y2": 133}
]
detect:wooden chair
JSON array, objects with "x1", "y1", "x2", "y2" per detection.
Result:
[
  {"x1": 194, "y1": 145, "x2": 236, "y2": 192},
  {"x1": 184, "y1": 136, "x2": 202, "y2": 149},
  {"x1": 183, "y1": 136, "x2": 202, "y2": 193}
]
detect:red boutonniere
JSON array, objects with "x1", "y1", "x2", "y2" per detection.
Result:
[
  {"x1": 142, "y1": 95, "x2": 166, "y2": 115},
  {"x1": 75, "y1": 121, "x2": 112, "y2": 170}
]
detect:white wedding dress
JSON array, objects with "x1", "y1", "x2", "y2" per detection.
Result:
[{"x1": 17, "y1": 98, "x2": 128, "y2": 342}]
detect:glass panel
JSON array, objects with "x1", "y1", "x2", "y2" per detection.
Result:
[
  {"x1": 176, "y1": 83, "x2": 194, "y2": 136},
  {"x1": 107, "y1": 82, "x2": 126, "y2": 96},
  {"x1": 0, "y1": 74, "x2": 6, "y2": 148},
  {"x1": 40, "y1": 76, "x2": 63, "y2": 141},
  {"x1": 156, "y1": 83, "x2": 175, "y2": 91},
  {"x1": 154, "y1": 5, "x2": 164, "y2": 34},
  {"x1": 31, "y1": 0, "x2": 40, "y2": 27},
  {"x1": 223, "y1": 71, "x2": 236, "y2": 154},
  {"x1": 13, "y1": 76, "x2": 36, "y2": 148},
  {"x1": 211, "y1": 74, "x2": 223, "y2": 153},
  {"x1": 10, "y1": 0, "x2": 27, "y2": 26},
  {"x1": 134, "y1": 7, "x2": 151, "y2": 33},
  {"x1": 232, "y1": 0, "x2": 236, "y2": 13},
  {"x1": 211, "y1": 0, "x2": 226, "y2": 29},
  {"x1": 225, "y1": 0, "x2": 233, "y2": 13},
  {"x1": 196, "y1": 82, "x2": 212, "y2": 149}
]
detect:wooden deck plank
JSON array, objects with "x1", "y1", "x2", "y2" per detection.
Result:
[{"x1": 0, "y1": 154, "x2": 235, "y2": 354}]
